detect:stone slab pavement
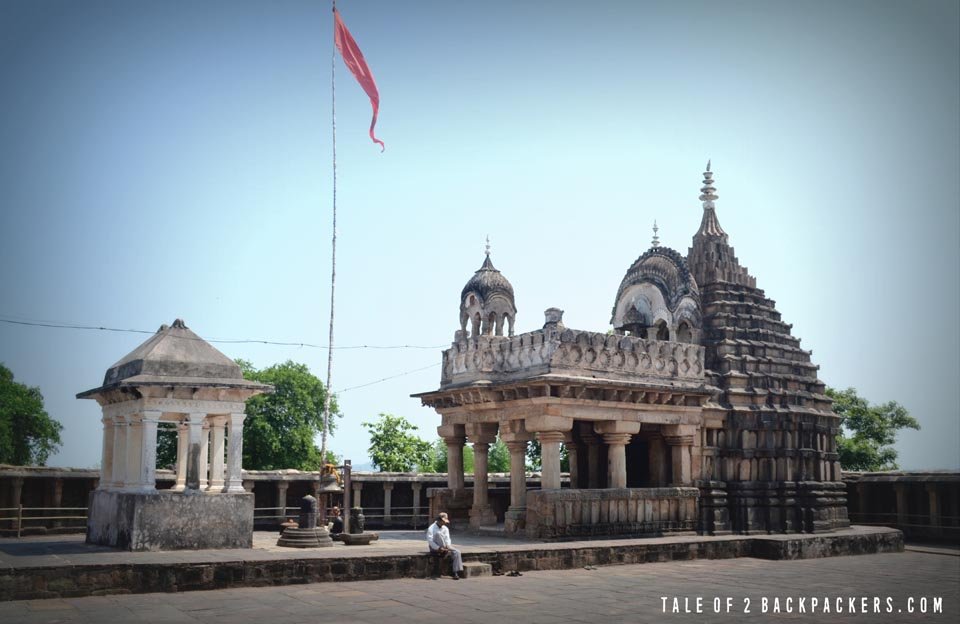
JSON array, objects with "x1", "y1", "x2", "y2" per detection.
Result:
[{"x1": 0, "y1": 551, "x2": 956, "y2": 624}]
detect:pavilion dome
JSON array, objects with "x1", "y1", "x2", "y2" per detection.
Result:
[
  {"x1": 78, "y1": 319, "x2": 270, "y2": 398},
  {"x1": 610, "y1": 246, "x2": 701, "y2": 342},
  {"x1": 459, "y1": 253, "x2": 517, "y2": 338}
]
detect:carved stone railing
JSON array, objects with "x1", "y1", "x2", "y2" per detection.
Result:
[
  {"x1": 525, "y1": 487, "x2": 700, "y2": 540},
  {"x1": 441, "y1": 327, "x2": 705, "y2": 387}
]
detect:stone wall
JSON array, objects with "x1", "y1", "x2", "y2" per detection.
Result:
[
  {"x1": 845, "y1": 471, "x2": 959, "y2": 543},
  {"x1": 525, "y1": 487, "x2": 699, "y2": 540}
]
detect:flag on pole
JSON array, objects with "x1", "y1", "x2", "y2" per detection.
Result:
[{"x1": 334, "y1": 8, "x2": 385, "y2": 151}]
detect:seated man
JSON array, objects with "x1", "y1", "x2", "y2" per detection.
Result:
[
  {"x1": 426, "y1": 512, "x2": 463, "y2": 580},
  {"x1": 329, "y1": 506, "x2": 344, "y2": 535}
]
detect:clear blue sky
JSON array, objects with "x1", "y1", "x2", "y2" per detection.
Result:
[{"x1": 1, "y1": 0, "x2": 957, "y2": 471}]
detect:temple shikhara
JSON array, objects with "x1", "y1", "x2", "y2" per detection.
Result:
[{"x1": 415, "y1": 163, "x2": 850, "y2": 539}]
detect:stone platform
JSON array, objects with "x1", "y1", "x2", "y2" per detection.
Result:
[{"x1": 0, "y1": 526, "x2": 902, "y2": 601}]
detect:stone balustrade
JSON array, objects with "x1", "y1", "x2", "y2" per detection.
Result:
[
  {"x1": 525, "y1": 487, "x2": 699, "y2": 540},
  {"x1": 441, "y1": 328, "x2": 705, "y2": 387}
]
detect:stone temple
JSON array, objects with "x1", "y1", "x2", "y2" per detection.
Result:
[{"x1": 415, "y1": 164, "x2": 849, "y2": 539}]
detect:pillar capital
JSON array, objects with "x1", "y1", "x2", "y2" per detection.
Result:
[
  {"x1": 382, "y1": 482, "x2": 394, "y2": 491},
  {"x1": 437, "y1": 423, "x2": 465, "y2": 439},
  {"x1": 594, "y1": 420, "x2": 641, "y2": 436},
  {"x1": 525, "y1": 415, "x2": 572, "y2": 433},
  {"x1": 664, "y1": 435, "x2": 695, "y2": 447},
  {"x1": 465, "y1": 422, "x2": 498, "y2": 445},
  {"x1": 536, "y1": 431, "x2": 566, "y2": 445},
  {"x1": 601, "y1": 432, "x2": 633, "y2": 446},
  {"x1": 505, "y1": 440, "x2": 528, "y2": 454}
]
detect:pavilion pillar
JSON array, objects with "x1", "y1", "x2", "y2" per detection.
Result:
[
  {"x1": 111, "y1": 415, "x2": 128, "y2": 489},
  {"x1": 594, "y1": 422, "x2": 642, "y2": 489},
  {"x1": 466, "y1": 423, "x2": 497, "y2": 528},
  {"x1": 383, "y1": 482, "x2": 394, "y2": 525},
  {"x1": 99, "y1": 417, "x2": 114, "y2": 489},
  {"x1": 894, "y1": 482, "x2": 909, "y2": 527},
  {"x1": 502, "y1": 440, "x2": 527, "y2": 534},
  {"x1": 352, "y1": 481, "x2": 363, "y2": 509},
  {"x1": 538, "y1": 432, "x2": 565, "y2": 490},
  {"x1": 581, "y1": 432, "x2": 602, "y2": 488},
  {"x1": 563, "y1": 432, "x2": 579, "y2": 488},
  {"x1": 185, "y1": 413, "x2": 206, "y2": 491},
  {"x1": 649, "y1": 436, "x2": 667, "y2": 486},
  {"x1": 207, "y1": 416, "x2": 226, "y2": 493},
  {"x1": 198, "y1": 422, "x2": 211, "y2": 489},
  {"x1": 276, "y1": 481, "x2": 289, "y2": 521},
  {"x1": 926, "y1": 484, "x2": 942, "y2": 537},
  {"x1": 173, "y1": 421, "x2": 188, "y2": 491},
  {"x1": 125, "y1": 415, "x2": 144, "y2": 490},
  {"x1": 438, "y1": 424, "x2": 466, "y2": 493},
  {"x1": 136, "y1": 410, "x2": 160, "y2": 492},
  {"x1": 666, "y1": 434, "x2": 694, "y2": 486},
  {"x1": 602, "y1": 433, "x2": 632, "y2": 489},
  {"x1": 8, "y1": 477, "x2": 23, "y2": 532},
  {"x1": 224, "y1": 412, "x2": 246, "y2": 493},
  {"x1": 411, "y1": 482, "x2": 423, "y2": 526}
]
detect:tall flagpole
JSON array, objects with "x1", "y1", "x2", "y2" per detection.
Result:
[{"x1": 320, "y1": 0, "x2": 337, "y2": 465}]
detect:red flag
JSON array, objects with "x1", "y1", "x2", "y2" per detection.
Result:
[{"x1": 334, "y1": 8, "x2": 384, "y2": 151}]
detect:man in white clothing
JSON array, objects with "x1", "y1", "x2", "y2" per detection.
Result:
[{"x1": 426, "y1": 512, "x2": 463, "y2": 580}]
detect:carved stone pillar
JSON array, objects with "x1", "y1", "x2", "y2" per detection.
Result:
[
  {"x1": 185, "y1": 413, "x2": 205, "y2": 491},
  {"x1": 411, "y1": 482, "x2": 423, "y2": 526},
  {"x1": 99, "y1": 417, "x2": 114, "y2": 490},
  {"x1": 665, "y1": 434, "x2": 694, "y2": 486},
  {"x1": 173, "y1": 421, "x2": 188, "y2": 491},
  {"x1": 125, "y1": 414, "x2": 144, "y2": 490},
  {"x1": 582, "y1": 432, "x2": 602, "y2": 488},
  {"x1": 224, "y1": 413, "x2": 246, "y2": 493},
  {"x1": 894, "y1": 482, "x2": 909, "y2": 527},
  {"x1": 206, "y1": 416, "x2": 226, "y2": 492},
  {"x1": 563, "y1": 432, "x2": 579, "y2": 488},
  {"x1": 926, "y1": 484, "x2": 942, "y2": 537},
  {"x1": 198, "y1": 422, "x2": 211, "y2": 489},
  {"x1": 276, "y1": 481, "x2": 289, "y2": 521},
  {"x1": 111, "y1": 415, "x2": 127, "y2": 488},
  {"x1": 136, "y1": 410, "x2": 161, "y2": 492},
  {"x1": 438, "y1": 424, "x2": 466, "y2": 492},
  {"x1": 602, "y1": 433, "x2": 632, "y2": 489},
  {"x1": 467, "y1": 422, "x2": 497, "y2": 528},
  {"x1": 538, "y1": 432, "x2": 565, "y2": 490},
  {"x1": 649, "y1": 436, "x2": 667, "y2": 486},
  {"x1": 8, "y1": 477, "x2": 23, "y2": 532},
  {"x1": 383, "y1": 482, "x2": 394, "y2": 525},
  {"x1": 504, "y1": 440, "x2": 529, "y2": 535},
  {"x1": 352, "y1": 481, "x2": 363, "y2": 509}
]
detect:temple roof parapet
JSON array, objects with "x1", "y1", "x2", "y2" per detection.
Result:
[{"x1": 439, "y1": 321, "x2": 706, "y2": 390}]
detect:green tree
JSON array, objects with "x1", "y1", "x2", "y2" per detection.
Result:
[
  {"x1": 239, "y1": 359, "x2": 340, "y2": 470},
  {"x1": 525, "y1": 440, "x2": 569, "y2": 472},
  {"x1": 0, "y1": 363, "x2": 63, "y2": 465},
  {"x1": 363, "y1": 413, "x2": 432, "y2": 472},
  {"x1": 827, "y1": 386, "x2": 920, "y2": 471},
  {"x1": 424, "y1": 438, "x2": 475, "y2": 473}
]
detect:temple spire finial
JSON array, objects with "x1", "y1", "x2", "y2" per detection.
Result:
[
  {"x1": 485, "y1": 234, "x2": 490, "y2": 257},
  {"x1": 695, "y1": 162, "x2": 727, "y2": 240},
  {"x1": 651, "y1": 220, "x2": 660, "y2": 248}
]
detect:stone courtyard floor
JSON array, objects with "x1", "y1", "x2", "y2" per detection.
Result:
[{"x1": 0, "y1": 548, "x2": 956, "y2": 623}]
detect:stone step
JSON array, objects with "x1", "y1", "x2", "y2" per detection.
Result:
[{"x1": 461, "y1": 562, "x2": 492, "y2": 578}]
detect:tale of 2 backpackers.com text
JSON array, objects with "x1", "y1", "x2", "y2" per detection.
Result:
[{"x1": 661, "y1": 596, "x2": 944, "y2": 615}]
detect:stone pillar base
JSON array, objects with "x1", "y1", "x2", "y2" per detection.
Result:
[
  {"x1": 86, "y1": 490, "x2": 253, "y2": 551},
  {"x1": 504, "y1": 507, "x2": 526, "y2": 534},
  {"x1": 468, "y1": 504, "x2": 497, "y2": 529}
]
